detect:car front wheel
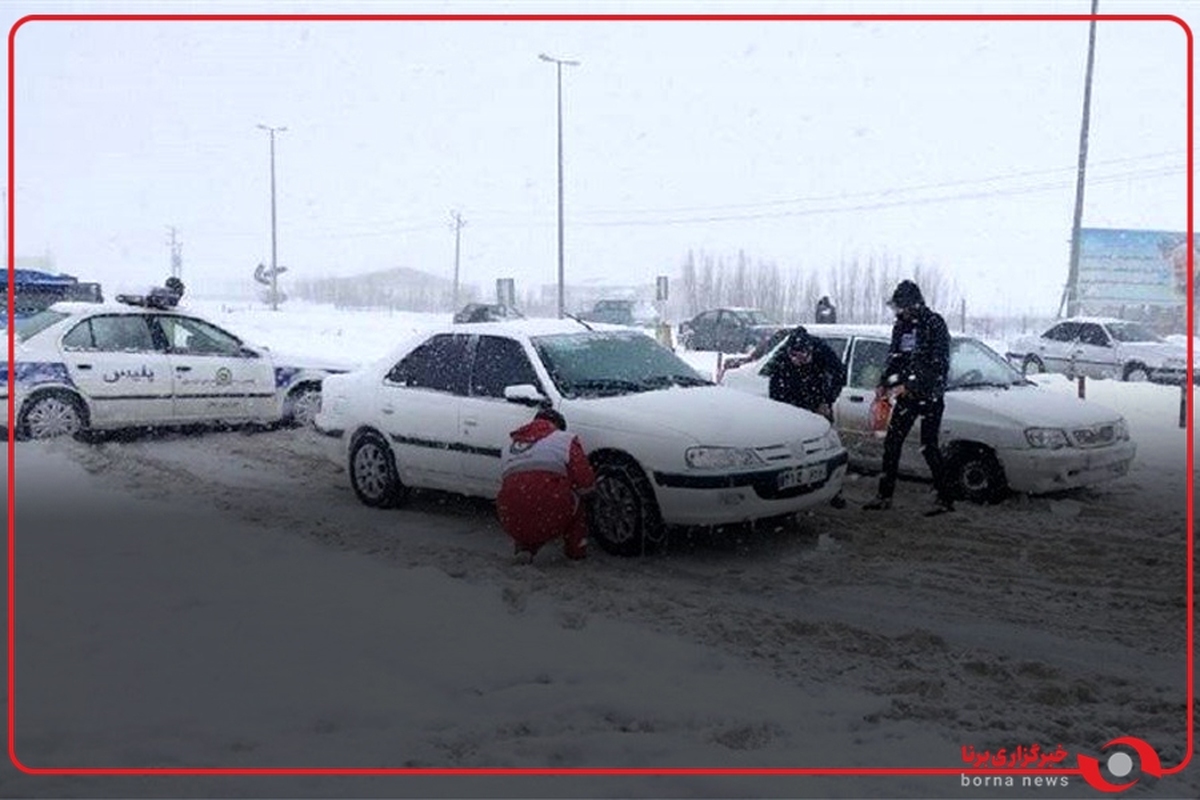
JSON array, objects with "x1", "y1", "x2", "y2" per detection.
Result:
[
  {"x1": 1022, "y1": 355, "x2": 1045, "y2": 376},
  {"x1": 945, "y1": 445, "x2": 1008, "y2": 504},
  {"x1": 1122, "y1": 362, "x2": 1150, "y2": 382},
  {"x1": 349, "y1": 432, "x2": 407, "y2": 508},
  {"x1": 285, "y1": 385, "x2": 322, "y2": 427},
  {"x1": 589, "y1": 456, "x2": 664, "y2": 557},
  {"x1": 21, "y1": 393, "x2": 86, "y2": 440}
]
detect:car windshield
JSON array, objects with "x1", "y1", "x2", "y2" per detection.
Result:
[
  {"x1": 13, "y1": 309, "x2": 70, "y2": 342},
  {"x1": 1106, "y1": 322, "x2": 1163, "y2": 343},
  {"x1": 532, "y1": 331, "x2": 712, "y2": 398},
  {"x1": 947, "y1": 338, "x2": 1028, "y2": 389}
]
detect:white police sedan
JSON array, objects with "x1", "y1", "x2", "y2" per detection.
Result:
[
  {"x1": 315, "y1": 319, "x2": 847, "y2": 556},
  {"x1": 3, "y1": 296, "x2": 345, "y2": 439}
]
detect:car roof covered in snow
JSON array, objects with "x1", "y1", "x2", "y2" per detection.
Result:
[{"x1": 443, "y1": 317, "x2": 648, "y2": 338}]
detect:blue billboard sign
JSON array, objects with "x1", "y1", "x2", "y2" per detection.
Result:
[{"x1": 1076, "y1": 227, "x2": 1197, "y2": 307}]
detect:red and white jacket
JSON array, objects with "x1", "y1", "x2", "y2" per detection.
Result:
[{"x1": 501, "y1": 418, "x2": 596, "y2": 497}]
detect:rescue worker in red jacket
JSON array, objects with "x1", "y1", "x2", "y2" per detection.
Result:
[{"x1": 497, "y1": 407, "x2": 597, "y2": 564}]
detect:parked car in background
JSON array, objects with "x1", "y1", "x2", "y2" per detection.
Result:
[
  {"x1": 0, "y1": 269, "x2": 103, "y2": 327},
  {"x1": 315, "y1": 320, "x2": 847, "y2": 556},
  {"x1": 2, "y1": 293, "x2": 346, "y2": 439},
  {"x1": 677, "y1": 307, "x2": 789, "y2": 354},
  {"x1": 1008, "y1": 317, "x2": 1197, "y2": 384},
  {"x1": 453, "y1": 303, "x2": 525, "y2": 324},
  {"x1": 720, "y1": 323, "x2": 1136, "y2": 503},
  {"x1": 580, "y1": 299, "x2": 637, "y2": 326}
]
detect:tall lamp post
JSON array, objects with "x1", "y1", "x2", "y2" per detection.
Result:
[
  {"x1": 257, "y1": 123, "x2": 287, "y2": 310},
  {"x1": 538, "y1": 53, "x2": 579, "y2": 319}
]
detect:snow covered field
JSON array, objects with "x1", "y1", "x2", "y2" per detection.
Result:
[{"x1": 4, "y1": 300, "x2": 1196, "y2": 798}]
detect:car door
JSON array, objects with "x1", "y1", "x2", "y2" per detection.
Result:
[
  {"x1": 58, "y1": 313, "x2": 174, "y2": 426},
  {"x1": 835, "y1": 336, "x2": 891, "y2": 464},
  {"x1": 153, "y1": 314, "x2": 277, "y2": 422},
  {"x1": 1039, "y1": 322, "x2": 1081, "y2": 373},
  {"x1": 458, "y1": 334, "x2": 549, "y2": 495},
  {"x1": 378, "y1": 333, "x2": 470, "y2": 486},
  {"x1": 690, "y1": 311, "x2": 718, "y2": 350},
  {"x1": 716, "y1": 310, "x2": 747, "y2": 353},
  {"x1": 1076, "y1": 323, "x2": 1115, "y2": 378}
]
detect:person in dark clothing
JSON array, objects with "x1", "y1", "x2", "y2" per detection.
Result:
[
  {"x1": 815, "y1": 296, "x2": 837, "y2": 324},
  {"x1": 766, "y1": 326, "x2": 848, "y2": 508},
  {"x1": 863, "y1": 280, "x2": 956, "y2": 516}
]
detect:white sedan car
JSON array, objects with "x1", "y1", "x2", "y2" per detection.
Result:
[
  {"x1": 1008, "y1": 317, "x2": 1195, "y2": 384},
  {"x1": 315, "y1": 320, "x2": 848, "y2": 556},
  {"x1": 720, "y1": 324, "x2": 1136, "y2": 502},
  {"x1": 3, "y1": 298, "x2": 345, "y2": 439}
]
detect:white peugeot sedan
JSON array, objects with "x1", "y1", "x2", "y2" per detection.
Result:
[
  {"x1": 314, "y1": 319, "x2": 848, "y2": 556},
  {"x1": 3, "y1": 297, "x2": 345, "y2": 439},
  {"x1": 720, "y1": 324, "x2": 1136, "y2": 503},
  {"x1": 1008, "y1": 317, "x2": 1195, "y2": 384}
]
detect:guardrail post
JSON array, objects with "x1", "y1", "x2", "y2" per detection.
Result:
[
  {"x1": 1180, "y1": 382, "x2": 1187, "y2": 429},
  {"x1": 1077, "y1": 375, "x2": 1085, "y2": 399}
]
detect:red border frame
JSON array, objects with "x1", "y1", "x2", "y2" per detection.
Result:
[{"x1": 5, "y1": 11, "x2": 1194, "y2": 783}]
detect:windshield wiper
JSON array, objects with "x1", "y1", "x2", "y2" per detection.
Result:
[
  {"x1": 565, "y1": 378, "x2": 649, "y2": 396},
  {"x1": 949, "y1": 380, "x2": 1012, "y2": 390},
  {"x1": 639, "y1": 374, "x2": 713, "y2": 389}
]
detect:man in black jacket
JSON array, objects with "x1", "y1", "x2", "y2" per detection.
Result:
[
  {"x1": 766, "y1": 326, "x2": 848, "y2": 508},
  {"x1": 863, "y1": 280, "x2": 956, "y2": 516}
]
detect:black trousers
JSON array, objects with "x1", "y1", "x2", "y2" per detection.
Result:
[{"x1": 878, "y1": 395, "x2": 952, "y2": 502}]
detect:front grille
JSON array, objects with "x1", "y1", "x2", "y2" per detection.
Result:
[
  {"x1": 1070, "y1": 423, "x2": 1116, "y2": 449},
  {"x1": 754, "y1": 436, "x2": 826, "y2": 463}
]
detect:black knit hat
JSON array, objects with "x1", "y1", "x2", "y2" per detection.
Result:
[{"x1": 889, "y1": 280, "x2": 925, "y2": 309}]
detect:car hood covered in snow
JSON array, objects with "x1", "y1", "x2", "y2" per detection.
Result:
[
  {"x1": 949, "y1": 384, "x2": 1123, "y2": 428},
  {"x1": 561, "y1": 384, "x2": 829, "y2": 447}
]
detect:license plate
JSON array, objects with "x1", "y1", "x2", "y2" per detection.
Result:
[{"x1": 778, "y1": 464, "x2": 826, "y2": 490}]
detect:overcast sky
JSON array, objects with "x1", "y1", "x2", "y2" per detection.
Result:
[{"x1": 4, "y1": 0, "x2": 1195, "y2": 314}]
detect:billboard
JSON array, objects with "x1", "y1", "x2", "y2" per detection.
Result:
[{"x1": 1076, "y1": 227, "x2": 1197, "y2": 307}]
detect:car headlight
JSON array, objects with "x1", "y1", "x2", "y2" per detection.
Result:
[
  {"x1": 1114, "y1": 419, "x2": 1130, "y2": 441},
  {"x1": 1025, "y1": 427, "x2": 1070, "y2": 449},
  {"x1": 685, "y1": 446, "x2": 765, "y2": 470}
]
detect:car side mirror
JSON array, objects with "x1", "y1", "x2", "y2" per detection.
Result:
[{"x1": 504, "y1": 384, "x2": 550, "y2": 407}]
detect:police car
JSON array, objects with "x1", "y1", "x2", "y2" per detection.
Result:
[{"x1": 3, "y1": 285, "x2": 345, "y2": 439}]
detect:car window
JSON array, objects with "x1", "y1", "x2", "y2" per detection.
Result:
[
  {"x1": 385, "y1": 333, "x2": 470, "y2": 394},
  {"x1": 696, "y1": 311, "x2": 718, "y2": 325},
  {"x1": 63, "y1": 315, "x2": 156, "y2": 352},
  {"x1": 1044, "y1": 322, "x2": 1080, "y2": 342},
  {"x1": 819, "y1": 337, "x2": 848, "y2": 362},
  {"x1": 847, "y1": 338, "x2": 890, "y2": 388},
  {"x1": 1107, "y1": 321, "x2": 1163, "y2": 343},
  {"x1": 947, "y1": 339, "x2": 1024, "y2": 387},
  {"x1": 1078, "y1": 323, "x2": 1110, "y2": 347},
  {"x1": 14, "y1": 309, "x2": 69, "y2": 342},
  {"x1": 532, "y1": 331, "x2": 706, "y2": 397},
  {"x1": 470, "y1": 335, "x2": 542, "y2": 398},
  {"x1": 156, "y1": 315, "x2": 243, "y2": 357}
]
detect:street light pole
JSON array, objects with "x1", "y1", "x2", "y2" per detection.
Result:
[
  {"x1": 539, "y1": 53, "x2": 579, "y2": 319},
  {"x1": 257, "y1": 123, "x2": 287, "y2": 311}
]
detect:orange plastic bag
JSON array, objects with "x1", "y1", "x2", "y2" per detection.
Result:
[{"x1": 869, "y1": 395, "x2": 892, "y2": 434}]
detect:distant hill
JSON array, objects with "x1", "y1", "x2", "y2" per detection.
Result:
[{"x1": 292, "y1": 266, "x2": 473, "y2": 311}]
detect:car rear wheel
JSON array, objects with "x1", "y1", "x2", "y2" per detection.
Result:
[
  {"x1": 945, "y1": 445, "x2": 1008, "y2": 504},
  {"x1": 1122, "y1": 362, "x2": 1150, "y2": 382},
  {"x1": 349, "y1": 432, "x2": 407, "y2": 508},
  {"x1": 285, "y1": 384, "x2": 322, "y2": 427},
  {"x1": 1022, "y1": 355, "x2": 1045, "y2": 376},
  {"x1": 589, "y1": 455, "x2": 664, "y2": 557},
  {"x1": 21, "y1": 393, "x2": 86, "y2": 440}
]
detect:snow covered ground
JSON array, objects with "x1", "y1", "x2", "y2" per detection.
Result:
[{"x1": 3, "y1": 300, "x2": 1196, "y2": 798}]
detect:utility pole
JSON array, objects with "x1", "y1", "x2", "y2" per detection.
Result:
[
  {"x1": 257, "y1": 123, "x2": 287, "y2": 311},
  {"x1": 539, "y1": 53, "x2": 580, "y2": 319},
  {"x1": 450, "y1": 210, "x2": 467, "y2": 312},
  {"x1": 1060, "y1": 0, "x2": 1099, "y2": 319},
  {"x1": 165, "y1": 226, "x2": 183, "y2": 281}
]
